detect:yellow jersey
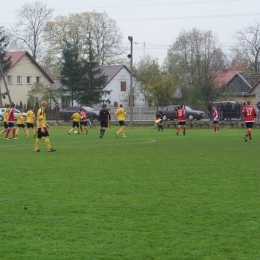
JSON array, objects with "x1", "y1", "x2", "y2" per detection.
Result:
[
  {"x1": 17, "y1": 112, "x2": 24, "y2": 124},
  {"x1": 115, "y1": 107, "x2": 127, "y2": 121},
  {"x1": 36, "y1": 107, "x2": 46, "y2": 128},
  {"x1": 71, "y1": 112, "x2": 81, "y2": 122},
  {"x1": 26, "y1": 110, "x2": 35, "y2": 124},
  {"x1": 3, "y1": 108, "x2": 9, "y2": 122}
]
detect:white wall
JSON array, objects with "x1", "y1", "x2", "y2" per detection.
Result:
[
  {"x1": 0, "y1": 55, "x2": 52, "y2": 105},
  {"x1": 102, "y1": 67, "x2": 145, "y2": 108}
]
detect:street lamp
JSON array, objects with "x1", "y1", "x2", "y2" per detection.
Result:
[{"x1": 128, "y1": 36, "x2": 133, "y2": 126}]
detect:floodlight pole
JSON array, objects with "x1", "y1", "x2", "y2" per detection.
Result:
[{"x1": 128, "y1": 36, "x2": 133, "y2": 126}]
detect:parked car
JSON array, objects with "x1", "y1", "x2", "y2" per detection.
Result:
[
  {"x1": 212, "y1": 101, "x2": 237, "y2": 120},
  {"x1": 59, "y1": 106, "x2": 99, "y2": 121},
  {"x1": 161, "y1": 105, "x2": 205, "y2": 120},
  {"x1": 0, "y1": 108, "x2": 27, "y2": 121}
]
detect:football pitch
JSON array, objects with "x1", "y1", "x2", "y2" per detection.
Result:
[{"x1": 1, "y1": 125, "x2": 260, "y2": 260}]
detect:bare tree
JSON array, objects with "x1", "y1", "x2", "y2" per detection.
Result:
[
  {"x1": 7, "y1": 2, "x2": 54, "y2": 63},
  {"x1": 232, "y1": 21, "x2": 260, "y2": 73},
  {"x1": 44, "y1": 11, "x2": 126, "y2": 66},
  {"x1": 164, "y1": 28, "x2": 227, "y2": 104}
]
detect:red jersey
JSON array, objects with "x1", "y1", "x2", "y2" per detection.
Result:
[
  {"x1": 80, "y1": 111, "x2": 87, "y2": 121},
  {"x1": 176, "y1": 108, "x2": 186, "y2": 121},
  {"x1": 8, "y1": 108, "x2": 15, "y2": 122},
  {"x1": 213, "y1": 109, "x2": 219, "y2": 121},
  {"x1": 242, "y1": 105, "x2": 256, "y2": 122}
]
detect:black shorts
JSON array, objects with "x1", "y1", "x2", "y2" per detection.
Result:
[
  {"x1": 72, "y1": 121, "x2": 79, "y2": 128},
  {"x1": 37, "y1": 127, "x2": 49, "y2": 138},
  {"x1": 246, "y1": 122, "x2": 254, "y2": 129},
  {"x1": 8, "y1": 122, "x2": 15, "y2": 128},
  {"x1": 4, "y1": 122, "x2": 8, "y2": 129},
  {"x1": 213, "y1": 120, "x2": 219, "y2": 125},
  {"x1": 178, "y1": 121, "x2": 186, "y2": 126},
  {"x1": 101, "y1": 120, "x2": 108, "y2": 128},
  {"x1": 27, "y1": 123, "x2": 34, "y2": 128},
  {"x1": 80, "y1": 121, "x2": 87, "y2": 126},
  {"x1": 119, "y1": 121, "x2": 125, "y2": 126},
  {"x1": 17, "y1": 124, "x2": 25, "y2": 128}
]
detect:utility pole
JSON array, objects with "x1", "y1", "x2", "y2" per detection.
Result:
[
  {"x1": 0, "y1": 64, "x2": 12, "y2": 105},
  {"x1": 128, "y1": 36, "x2": 133, "y2": 126}
]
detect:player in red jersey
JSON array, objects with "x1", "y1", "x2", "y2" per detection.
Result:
[
  {"x1": 176, "y1": 105, "x2": 186, "y2": 136},
  {"x1": 5, "y1": 103, "x2": 17, "y2": 140},
  {"x1": 79, "y1": 109, "x2": 89, "y2": 134},
  {"x1": 212, "y1": 106, "x2": 220, "y2": 132},
  {"x1": 242, "y1": 101, "x2": 256, "y2": 142}
]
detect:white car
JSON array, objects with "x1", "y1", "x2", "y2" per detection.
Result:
[{"x1": 0, "y1": 108, "x2": 27, "y2": 121}]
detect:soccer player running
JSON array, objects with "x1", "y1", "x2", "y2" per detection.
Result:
[
  {"x1": 5, "y1": 103, "x2": 17, "y2": 140},
  {"x1": 155, "y1": 109, "x2": 164, "y2": 131},
  {"x1": 114, "y1": 104, "x2": 127, "y2": 138},
  {"x1": 0, "y1": 104, "x2": 9, "y2": 137},
  {"x1": 212, "y1": 106, "x2": 220, "y2": 133},
  {"x1": 176, "y1": 105, "x2": 186, "y2": 136},
  {"x1": 16, "y1": 109, "x2": 27, "y2": 137},
  {"x1": 79, "y1": 109, "x2": 89, "y2": 134},
  {"x1": 242, "y1": 100, "x2": 256, "y2": 142},
  {"x1": 68, "y1": 111, "x2": 81, "y2": 135},
  {"x1": 34, "y1": 101, "x2": 55, "y2": 152},
  {"x1": 26, "y1": 107, "x2": 36, "y2": 138},
  {"x1": 98, "y1": 104, "x2": 111, "y2": 138}
]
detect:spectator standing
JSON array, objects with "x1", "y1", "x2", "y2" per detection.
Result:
[
  {"x1": 225, "y1": 100, "x2": 232, "y2": 120},
  {"x1": 217, "y1": 101, "x2": 224, "y2": 121},
  {"x1": 234, "y1": 100, "x2": 241, "y2": 119},
  {"x1": 207, "y1": 101, "x2": 213, "y2": 121}
]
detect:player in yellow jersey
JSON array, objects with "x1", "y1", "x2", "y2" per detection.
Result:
[
  {"x1": 0, "y1": 104, "x2": 9, "y2": 136},
  {"x1": 34, "y1": 101, "x2": 55, "y2": 152},
  {"x1": 16, "y1": 109, "x2": 27, "y2": 137},
  {"x1": 68, "y1": 111, "x2": 81, "y2": 134},
  {"x1": 26, "y1": 107, "x2": 36, "y2": 138},
  {"x1": 114, "y1": 104, "x2": 127, "y2": 137}
]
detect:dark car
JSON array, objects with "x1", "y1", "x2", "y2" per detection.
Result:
[
  {"x1": 59, "y1": 106, "x2": 99, "y2": 121},
  {"x1": 212, "y1": 101, "x2": 238, "y2": 120},
  {"x1": 161, "y1": 105, "x2": 205, "y2": 121}
]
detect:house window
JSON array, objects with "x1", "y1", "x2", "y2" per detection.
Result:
[
  {"x1": 17, "y1": 76, "x2": 22, "y2": 84},
  {"x1": 26, "y1": 76, "x2": 31, "y2": 84},
  {"x1": 36, "y1": 76, "x2": 41, "y2": 83},
  {"x1": 121, "y1": 81, "x2": 126, "y2": 91},
  {"x1": 6, "y1": 75, "x2": 12, "y2": 84}
]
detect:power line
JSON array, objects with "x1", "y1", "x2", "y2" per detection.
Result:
[{"x1": 0, "y1": 0, "x2": 247, "y2": 13}]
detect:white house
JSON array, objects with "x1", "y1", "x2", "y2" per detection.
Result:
[
  {"x1": 101, "y1": 65, "x2": 145, "y2": 107},
  {"x1": 50, "y1": 64, "x2": 145, "y2": 108},
  {"x1": 0, "y1": 51, "x2": 54, "y2": 106}
]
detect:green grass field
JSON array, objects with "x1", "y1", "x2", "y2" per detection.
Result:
[{"x1": 1, "y1": 125, "x2": 260, "y2": 260}]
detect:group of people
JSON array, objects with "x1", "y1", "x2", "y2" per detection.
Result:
[
  {"x1": 207, "y1": 100, "x2": 250, "y2": 121},
  {"x1": 68, "y1": 108, "x2": 90, "y2": 135},
  {"x1": 0, "y1": 101, "x2": 55, "y2": 152},
  {"x1": 156, "y1": 101, "x2": 257, "y2": 141}
]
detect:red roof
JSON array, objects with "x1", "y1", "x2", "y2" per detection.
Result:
[
  {"x1": 3, "y1": 51, "x2": 54, "y2": 83},
  {"x1": 214, "y1": 69, "x2": 240, "y2": 88}
]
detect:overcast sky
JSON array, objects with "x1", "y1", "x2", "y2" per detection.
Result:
[{"x1": 1, "y1": 0, "x2": 260, "y2": 65}]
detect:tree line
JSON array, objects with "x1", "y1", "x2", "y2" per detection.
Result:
[{"x1": 1, "y1": 1, "x2": 260, "y2": 107}]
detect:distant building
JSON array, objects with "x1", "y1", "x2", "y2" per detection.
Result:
[{"x1": 0, "y1": 51, "x2": 54, "y2": 105}]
